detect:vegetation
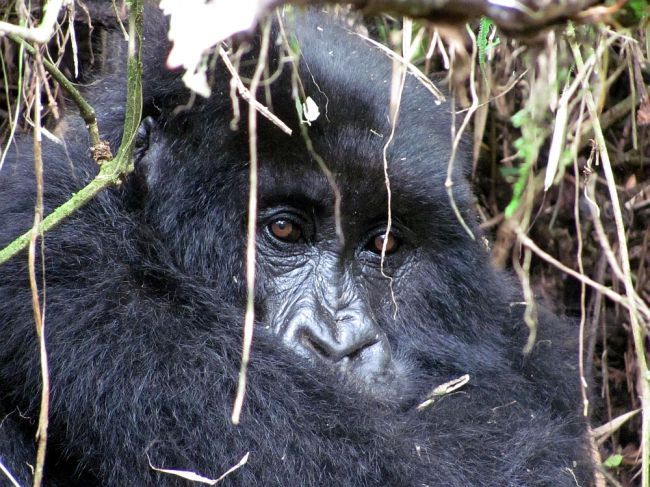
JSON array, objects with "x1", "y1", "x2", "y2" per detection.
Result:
[{"x1": 0, "y1": 1, "x2": 648, "y2": 485}]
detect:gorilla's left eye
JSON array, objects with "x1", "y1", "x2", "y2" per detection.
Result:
[
  {"x1": 269, "y1": 219, "x2": 303, "y2": 243},
  {"x1": 367, "y1": 232, "x2": 399, "y2": 255}
]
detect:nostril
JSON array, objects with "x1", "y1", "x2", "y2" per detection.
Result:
[
  {"x1": 344, "y1": 339, "x2": 379, "y2": 362},
  {"x1": 302, "y1": 334, "x2": 334, "y2": 360},
  {"x1": 301, "y1": 330, "x2": 380, "y2": 363}
]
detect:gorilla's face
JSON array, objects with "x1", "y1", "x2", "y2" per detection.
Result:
[
  {"x1": 247, "y1": 109, "x2": 475, "y2": 402},
  {"x1": 136, "y1": 112, "x2": 464, "y2": 403},
  {"x1": 255, "y1": 166, "x2": 406, "y2": 398},
  {"x1": 134, "y1": 17, "x2": 480, "y2": 406}
]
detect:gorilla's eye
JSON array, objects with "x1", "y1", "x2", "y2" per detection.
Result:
[
  {"x1": 368, "y1": 232, "x2": 399, "y2": 255},
  {"x1": 269, "y1": 219, "x2": 303, "y2": 243}
]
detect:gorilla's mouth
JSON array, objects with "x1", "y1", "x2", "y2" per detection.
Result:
[
  {"x1": 278, "y1": 328, "x2": 410, "y2": 402},
  {"x1": 334, "y1": 353, "x2": 418, "y2": 405}
]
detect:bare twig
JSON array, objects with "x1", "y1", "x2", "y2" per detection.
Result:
[
  {"x1": 232, "y1": 18, "x2": 272, "y2": 426},
  {"x1": 8, "y1": 33, "x2": 110, "y2": 160},
  {"x1": 0, "y1": 0, "x2": 66, "y2": 43},
  {"x1": 218, "y1": 46, "x2": 292, "y2": 136},
  {"x1": 380, "y1": 18, "x2": 413, "y2": 316},
  {"x1": 445, "y1": 25, "x2": 478, "y2": 241},
  {"x1": 0, "y1": 459, "x2": 20, "y2": 487},
  {"x1": 29, "y1": 71, "x2": 49, "y2": 487},
  {"x1": 515, "y1": 230, "x2": 650, "y2": 322}
]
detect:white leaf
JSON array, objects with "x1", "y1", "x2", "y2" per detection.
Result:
[
  {"x1": 302, "y1": 96, "x2": 321, "y2": 123},
  {"x1": 545, "y1": 99, "x2": 568, "y2": 191},
  {"x1": 159, "y1": 0, "x2": 261, "y2": 97},
  {"x1": 148, "y1": 452, "x2": 249, "y2": 484}
]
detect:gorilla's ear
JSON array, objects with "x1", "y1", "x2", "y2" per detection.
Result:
[
  {"x1": 133, "y1": 116, "x2": 161, "y2": 190},
  {"x1": 134, "y1": 116, "x2": 156, "y2": 162}
]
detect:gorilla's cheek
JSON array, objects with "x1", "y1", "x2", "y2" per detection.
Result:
[{"x1": 257, "y1": 253, "x2": 411, "y2": 398}]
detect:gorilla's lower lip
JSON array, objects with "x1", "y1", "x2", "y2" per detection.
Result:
[{"x1": 342, "y1": 359, "x2": 415, "y2": 403}]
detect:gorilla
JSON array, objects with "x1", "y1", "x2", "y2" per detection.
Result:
[{"x1": 0, "y1": 6, "x2": 591, "y2": 486}]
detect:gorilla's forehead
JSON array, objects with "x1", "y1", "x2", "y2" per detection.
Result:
[
  {"x1": 279, "y1": 18, "x2": 462, "y2": 205},
  {"x1": 185, "y1": 14, "x2": 473, "y2": 232},
  {"x1": 257, "y1": 123, "x2": 466, "y2": 228}
]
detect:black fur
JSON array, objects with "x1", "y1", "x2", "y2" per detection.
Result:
[{"x1": 0, "y1": 8, "x2": 591, "y2": 486}]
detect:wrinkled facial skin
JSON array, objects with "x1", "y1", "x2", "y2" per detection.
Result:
[
  {"x1": 246, "y1": 122, "x2": 467, "y2": 402},
  {"x1": 257, "y1": 202, "x2": 403, "y2": 396}
]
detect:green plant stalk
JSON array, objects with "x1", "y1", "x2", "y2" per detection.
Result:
[
  {"x1": 477, "y1": 17, "x2": 492, "y2": 80},
  {"x1": 8, "y1": 33, "x2": 104, "y2": 151},
  {"x1": 504, "y1": 159, "x2": 531, "y2": 218},
  {"x1": 0, "y1": 0, "x2": 143, "y2": 265}
]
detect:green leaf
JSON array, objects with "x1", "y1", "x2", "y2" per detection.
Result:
[
  {"x1": 603, "y1": 454, "x2": 624, "y2": 469},
  {"x1": 510, "y1": 110, "x2": 526, "y2": 128},
  {"x1": 628, "y1": 0, "x2": 648, "y2": 20},
  {"x1": 477, "y1": 18, "x2": 493, "y2": 69}
]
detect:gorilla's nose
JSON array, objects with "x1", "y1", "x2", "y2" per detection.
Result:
[
  {"x1": 300, "y1": 315, "x2": 393, "y2": 379},
  {"x1": 303, "y1": 328, "x2": 383, "y2": 362},
  {"x1": 336, "y1": 337, "x2": 393, "y2": 380}
]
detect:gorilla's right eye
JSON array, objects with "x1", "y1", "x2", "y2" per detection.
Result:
[
  {"x1": 269, "y1": 219, "x2": 303, "y2": 243},
  {"x1": 368, "y1": 232, "x2": 399, "y2": 255}
]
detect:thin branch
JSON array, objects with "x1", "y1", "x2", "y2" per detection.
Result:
[
  {"x1": 515, "y1": 229, "x2": 650, "y2": 322},
  {"x1": 0, "y1": 0, "x2": 144, "y2": 265},
  {"x1": 29, "y1": 70, "x2": 49, "y2": 487},
  {"x1": 8, "y1": 33, "x2": 109, "y2": 159},
  {"x1": 0, "y1": 459, "x2": 20, "y2": 487},
  {"x1": 571, "y1": 94, "x2": 590, "y2": 418},
  {"x1": 232, "y1": 18, "x2": 272, "y2": 426},
  {"x1": 380, "y1": 18, "x2": 414, "y2": 316},
  {"x1": 218, "y1": 46, "x2": 292, "y2": 136},
  {"x1": 278, "y1": 15, "x2": 344, "y2": 244},
  {"x1": 0, "y1": 32, "x2": 26, "y2": 172},
  {"x1": 0, "y1": 0, "x2": 65, "y2": 43},
  {"x1": 445, "y1": 25, "x2": 479, "y2": 241}
]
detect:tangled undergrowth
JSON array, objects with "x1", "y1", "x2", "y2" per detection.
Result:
[
  {"x1": 470, "y1": 12, "x2": 648, "y2": 486},
  {"x1": 410, "y1": 6, "x2": 648, "y2": 485}
]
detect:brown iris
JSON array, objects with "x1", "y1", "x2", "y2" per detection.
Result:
[
  {"x1": 371, "y1": 232, "x2": 398, "y2": 255},
  {"x1": 270, "y1": 219, "x2": 302, "y2": 243}
]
